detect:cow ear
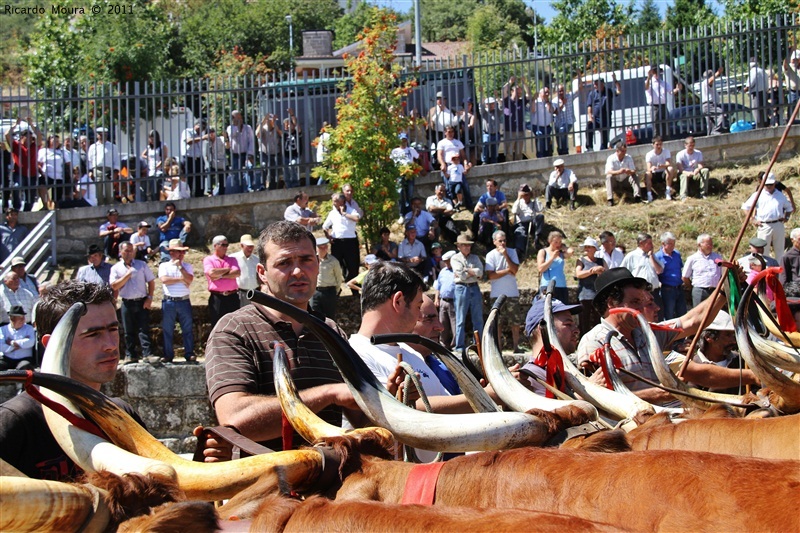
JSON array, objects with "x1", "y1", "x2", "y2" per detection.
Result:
[{"x1": 41, "y1": 334, "x2": 51, "y2": 348}]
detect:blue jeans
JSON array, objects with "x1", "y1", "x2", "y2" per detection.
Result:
[
  {"x1": 555, "y1": 123, "x2": 572, "y2": 155},
  {"x1": 482, "y1": 132, "x2": 499, "y2": 164},
  {"x1": 227, "y1": 153, "x2": 250, "y2": 194},
  {"x1": 284, "y1": 158, "x2": 300, "y2": 188},
  {"x1": 534, "y1": 125, "x2": 553, "y2": 158},
  {"x1": 162, "y1": 298, "x2": 194, "y2": 361},
  {"x1": 454, "y1": 283, "x2": 484, "y2": 353},
  {"x1": 660, "y1": 285, "x2": 687, "y2": 320}
]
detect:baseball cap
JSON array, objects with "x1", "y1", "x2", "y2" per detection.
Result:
[
  {"x1": 240, "y1": 234, "x2": 256, "y2": 247},
  {"x1": 582, "y1": 237, "x2": 599, "y2": 249},
  {"x1": 765, "y1": 173, "x2": 777, "y2": 185},
  {"x1": 519, "y1": 184, "x2": 532, "y2": 193},
  {"x1": 365, "y1": 254, "x2": 378, "y2": 265},
  {"x1": 525, "y1": 297, "x2": 581, "y2": 337},
  {"x1": 486, "y1": 197, "x2": 498, "y2": 206},
  {"x1": 315, "y1": 237, "x2": 330, "y2": 246},
  {"x1": 398, "y1": 133, "x2": 408, "y2": 140},
  {"x1": 10, "y1": 257, "x2": 26, "y2": 267},
  {"x1": 442, "y1": 250, "x2": 456, "y2": 261},
  {"x1": 748, "y1": 237, "x2": 768, "y2": 248},
  {"x1": 706, "y1": 310, "x2": 734, "y2": 331},
  {"x1": 138, "y1": 221, "x2": 151, "y2": 228},
  {"x1": 107, "y1": 208, "x2": 119, "y2": 215},
  {"x1": 554, "y1": 158, "x2": 565, "y2": 167}
]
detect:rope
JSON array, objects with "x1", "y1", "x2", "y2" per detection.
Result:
[{"x1": 397, "y1": 360, "x2": 444, "y2": 463}]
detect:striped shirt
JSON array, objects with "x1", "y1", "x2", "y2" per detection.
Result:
[{"x1": 204, "y1": 303, "x2": 345, "y2": 450}]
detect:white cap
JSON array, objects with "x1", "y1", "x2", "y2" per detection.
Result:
[
  {"x1": 442, "y1": 250, "x2": 456, "y2": 261},
  {"x1": 553, "y1": 158, "x2": 565, "y2": 167},
  {"x1": 706, "y1": 310, "x2": 734, "y2": 331},
  {"x1": 765, "y1": 173, "x2": 777, "y2": 185},
  {"x1": 484, "y1": 97, "x2": 496, "y2": 105},
  {"x1": 582, "y1": 237, "x2": 599, "y2": 249},
  {"x1": 364, "y1": 254, "x2": 378, "y2": 265}
]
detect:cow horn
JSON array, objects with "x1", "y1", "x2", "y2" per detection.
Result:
[
  {"x1": 623, "y1": 308, "x2": 749, "y2": 408},
  {"x1": 37, "y1": 303, "x2": 177, "y2": 481},
  {"x1": 0, "y1": 476, "x2": 111, "y2": 533},
  {"x1": 755, "y1": 305, "x2": 800, "y2": 372},
  {"x1": 370, "y1": 333, "x2": 499, "y2": 413},
  {"x1": 274, "y1": 342, "x2": 395, "y2": 444},
  {"x1": 482, "y1": 297, "x2": 599, "y2": 420},
  {"x1": 250, "y1": 290, "x2": 573, "y2": 451},
  {"x1": 736, "y1": 282, "x2": 800, "y2": 413},
  {"x1": 541, "y1": 293, "x2": 657, "y2": 424}
]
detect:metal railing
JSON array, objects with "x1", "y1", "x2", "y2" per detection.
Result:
[
  {"x1": 0, "y1": 211, "x2": 57, "y2": 280},
  {"x1": 1, "y1": 14, "x2": 798, "y2": 209}
]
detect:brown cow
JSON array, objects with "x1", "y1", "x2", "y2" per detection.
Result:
[
  {"x1": 626, "y1": 411, "x2": 800, "y2": 460},
  {"x1": 317, "y1": 432, "x2": 800, "y2": 532},
  {"x1": 250, "y1": 494, "x2": 629, "y2": 533}
]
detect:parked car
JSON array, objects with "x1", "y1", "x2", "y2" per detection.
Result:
[{"x1": 611, "y1": 103, "x2": 754, "y2": 146}]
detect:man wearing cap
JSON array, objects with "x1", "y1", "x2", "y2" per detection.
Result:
[
  {"x1": 676, "y1": 137, "x2": 710, "y2": 201},
  {"x1": 575, "y1": 267, "x2": 727, "y2": 404},
  {"x1": 502, "y1": 76, "x2": 530, "y2": 161},
  {"x1": 480, "y1": 95, "x2": 502, "y2": 164},
  {"x1": 98, "y1": 208, "x2": 133, "y2": 260},
  {"x1": 157, "y1": 239, "x2": 194, "y2": 364},
  {"x1": 655, "y1": 232, "x2": 686, "y2": 321},
  {"x1": 427, "y1": 91, "x2": 456, "y2": 150},
  {"x1": 452, "y1": 234, "x2": 484, "y2": 354},
  {"x1": 0, "y1": 208, "x2": 29, "y2": 263},
  {"x1": 0, "y1": 306, "x2": 35, "y2": 371},
  {"x1": 182, "y1": 119, "x2": 207, "y2": 197},
  {"x1": 530, "y1": 86, "x2": 554, "y2": 159},
  {"x1": 204, "y1": 235, "x2": 240, "y2": 330},
  {"x1": 434, "y1": 250, "x2": 457, "y2": 348},
  {"x1": 398, "y1": 224, "x2": 430, "y2": 281},
  {"x1": 310, "y1": 237, "x2": 343, "y2": 320},
  {"x1": 323, "y1": 192, "x2": 361, "y2": 281},
  {"x1": 682, "y1": 234, "x2": 722, "y2": 307},
  {"x1": 486, "y1": 230, "x2": 522, "y2": 352},
  {"x1": 4, "y1": 117, "x2": 41, "y2": 211},
  {"x1": 586, "y1": 75, "x2": 620, "y2": 152},
  {"x1": 604, "y1": 143, "x2": 641, "y2": 206},
  {"x1": 391, "y1": 133, "x2": 419, "y2": 216},
  {"x1": 520, "y1": 297, "x2": 581, "y2": 396},
  {"x1": 742, "y1": 173, "x2": 793, "y2": 262},
  {"x1": 426, "y1": 184, "x2": 457, "y2": 242},
  {"x1": 9, "y1": 257, "x2": 38, "y2": 300},
  {"x1": 575, "y1": 237, "x2": 606, "y2": 336},
  {"x1": 226, "y1": 110, "x2": 255, "y2": 195},
  {"x1": 77, "y1": 244, "x2": 112, "y2": 287},
  {"x1": 110, "y1": 241, "x2": 155, "y2": 364},
  {"x1": 665, "y1": 310, "x2": 759, "y2": 394},
  {"x1": 644, "y1": 136, "x2": 676, "y2": 202},
  {"x1": 621, "y1": 233, "x2": 664, "y2": 317},
  {"x1": 510, "y1": 184, "x2": 543, "y2": 258},
  {"x1": 780, "y1": 228, "x2": 800, "y2": 285},
  {"x1": 86, "y1": 127, "x2": 121, "y2": 206},
  {"x1": 232, "y1": 234, "x2": 259, "y2": 308},
  {"x1": 737, "y1": 236, "x2": 779, "y2": 274},
  {"x1": 546, "y1": 159, "x2": 578, "y2": 210},
  {"x1": 205, "y1": 221, "x2": 365, "y2": 450},
  {"x1": 156, "y1": 202, "x2": 192, "y2": 263},
  {"x1": 284, "y1": 191, "x2": 321, "y2": 230},
  {"x1": 130, "y1": 221, "x2": 154, "y2": 261}
]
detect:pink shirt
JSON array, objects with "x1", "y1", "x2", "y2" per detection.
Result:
[{"x1": 203, "y1": 255, "x2": 240, "y2": 293}]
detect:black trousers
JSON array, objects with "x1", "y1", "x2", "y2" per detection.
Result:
[
  {"x1": 331, "y1": 237, "x2": 360, "y2": 281},
  {"x1": 208, "y1": 292, "x2": 240, "y2": 330},
  {"x1": 309, "y1": 286, "x2": 338, "y2": 320},
  {"x1": 183, "y1": 156, "x2": 205, "y2": 197}
]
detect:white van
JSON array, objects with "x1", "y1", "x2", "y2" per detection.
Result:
[
  {"x1": 114, "y1": 106, "x2": 196, "y2": 162},
  {"x1": 571, "y1": 64, "x2": 684, "y2": 151}
]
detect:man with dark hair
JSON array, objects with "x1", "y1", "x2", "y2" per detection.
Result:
[
  {"x1": 0, "y1": 281, "x2": 141, "y2": 479},
  {"x1": 0, "y1": 208, "x2": 29, "y2": 263},
  {"x1": 156, "y1": 202, "x2": 192, "y2": 263},
  {"x1": 349, "y1": 261, "x2": 494, "y2": 459},
  {"x1": 575, "y1": 267, "x2": 727, "y2": 405},
  {"x1": 205, "y1": 220, "x2": 364, "y2": 450},
  {"x1": 471, "y1": 179, "x2": 508, "y2": 238},
  {"x1": 322, "y1": 192, "x2": 361, "y2": 280},
  {"x1": 283, "y1": 191, "x2": 321, "y2": 230},
  {"x1": 98, "y1": 208, "x2": 133, "y2": 260}
]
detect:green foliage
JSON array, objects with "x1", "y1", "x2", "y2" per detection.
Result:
[
  {"x1": 313, "y1": 8, "x2": 420, "y2": 248},
  {"x1": 467, "y1": 4, "x2": 524, "y2": 52},
  {"x1": 722, "y1": 0, "x2": 798, "y2": 19},
  {"x1": 334, "y1": 1, "x2": 402, "y2": 50},
  {"x1": 665, "y1": 0, "x2": 717, "y2": 30},
  {"x1": 632, "y1": 0, "x2": 663, "y2": 35},
  {"x1": 546, "y1": 0, "x2": 632, "y2": 44},
  {"x1": 420, "y1": 0, "x2": 479, "y2": 42}
]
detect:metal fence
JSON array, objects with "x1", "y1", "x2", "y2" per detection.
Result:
[{"x1": 1, "y1": 14, "x2": 798, "y2": 210}]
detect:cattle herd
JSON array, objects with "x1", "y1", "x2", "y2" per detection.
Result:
[{"x1": 1, "y1": 282, "x2": 799, "y2": 532}]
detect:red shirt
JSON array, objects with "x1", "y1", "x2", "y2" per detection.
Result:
[{"x1": 10, "y1": 140, "x2": 38, "y2": 177}]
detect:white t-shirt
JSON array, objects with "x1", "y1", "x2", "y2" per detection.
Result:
[
  {"x1": 676, "y1": 149, "x2": 703, "y2": 173},
  {"x1": 485, "y1": 248, "x2": 520, "y2": 298},
  {"x1": 447, "y1": 163, "x2": 465, "y2": 183},
  {"x1": 645, "y1": 148, "x2": 672, "y2": 172},
  {"x1": 158, "y1": 261, "x2": 193, "y2": 298},
  {"x1": 438, "y1": 138, "x2": 464, "y2": 164},
  {"x1": 130, "y1": 233, "x2": 151, "y2": 252},
  {"x1": 37, "y1": 148, "x2": 65, "y2": 181},
  {"x1": 348, "y1": 333, "x2": 449, "y2": 462}
]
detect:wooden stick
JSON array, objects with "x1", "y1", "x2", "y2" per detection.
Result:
[{"x1": 677, "y1": 98, "x2": 800, "y2": 379}]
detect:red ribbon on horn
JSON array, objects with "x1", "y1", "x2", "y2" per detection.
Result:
[
  {"x1": 750, "y1": 267, "x2": 798, "y2": 333},
  {"x1": 589, "y1": 345, "x2": 622, "y2": 390},
  {"x1": 532, "y1": 347, "x2": 567, "y2": 398}
]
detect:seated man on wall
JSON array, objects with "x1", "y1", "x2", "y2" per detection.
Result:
[
  {"x1": 604, "y1": 143, "x2": 641, "y2": 206},
  {"x1": 676, "y1": 137, "x2": 710, "y2": 201}
]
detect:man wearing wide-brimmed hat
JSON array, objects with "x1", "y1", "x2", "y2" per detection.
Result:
[
  {"x1": 155, "y1": 239, "x2": 195, "y2": 365},
  {"x1": 0, "y1": 305, "x2": 36, "y2": 371},
  {"x1": 575, "y1": 267, "x2": 728, "y2": 405},
  {"x1": 451, "y1": 234, "x2": 484, "y2": 355},
  {"x1": 76, "y1": 244, "x2": 112, "y2": 286}
]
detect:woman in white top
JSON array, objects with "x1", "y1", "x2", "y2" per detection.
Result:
[{"x1": 142, "y1": 129, "x2": 168, "y2": 199}]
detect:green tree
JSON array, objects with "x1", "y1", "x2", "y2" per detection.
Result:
[
  {"x1": 546, "y1": 0, "x2": 631, "y2": 44},
  {"x1": 313, "y1": 9, "x2": 420, "y2": 248},
  {"x1": 722, "y1": 0, "x2": 798, "y2": 19},
  {"x1": 420, "y1": 0, "x2": 478, "y2": 42},
  {"x1": 665, "y1": 0, "x2": 717, "y2": 30},
  {"x1": 467, "y1": 4, "x2": 524, "y2": 52},
  {"x1": 633, "y1": 0, "x2": 663, "y2": 35}
]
